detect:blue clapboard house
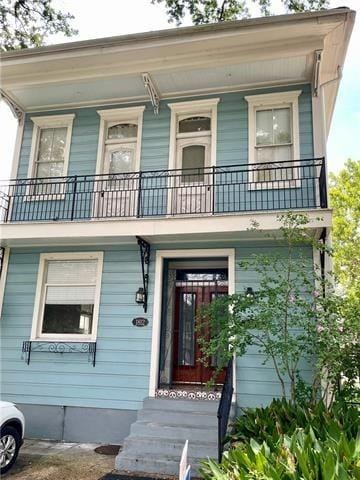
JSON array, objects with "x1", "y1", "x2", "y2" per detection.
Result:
[{"x1": 0, "y1": 8, "x2": 355, "y2": 475}]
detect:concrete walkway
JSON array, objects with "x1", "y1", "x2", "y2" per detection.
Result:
[{"x1": 7, "y1": 439, "x2": 118, "y2": 480}]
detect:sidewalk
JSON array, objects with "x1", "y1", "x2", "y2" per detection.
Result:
[{"x1": 6, "y1": 439, "x2": 118, "y2": 480}]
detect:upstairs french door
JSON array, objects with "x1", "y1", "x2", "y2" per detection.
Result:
[
  {"x1": 94, "y1": 143, "x2": 138, "y2": 218},
  {"x1": 169, "y1": 136, "x2": 212, "y2": 215}
]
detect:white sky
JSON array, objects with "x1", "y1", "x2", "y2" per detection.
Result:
[{"x1": 0, "y1": 0, "x2": 359, "y2": 180}]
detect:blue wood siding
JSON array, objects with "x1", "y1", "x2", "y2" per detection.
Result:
[
  {"x1": 9, "y1": 85, "x2": 315, "y2": 221},
  {"x1": 0, "y1": 241, "x2": 314, "y2": 410}
]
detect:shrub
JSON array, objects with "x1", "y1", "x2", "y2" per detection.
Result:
[
  {"x1": 200, "y1": 400, "x2": 360, "y2": 479},
  {"x1": 201, "y1": 428, "x2": 360, "y2": 479},
  {"x1": 230, "y1": 399, "x2": 359, "y2": 445}
]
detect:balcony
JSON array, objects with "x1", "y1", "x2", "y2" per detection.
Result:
[{"x1": 0, "y1": 158, "x2": 327, "y2": 224}]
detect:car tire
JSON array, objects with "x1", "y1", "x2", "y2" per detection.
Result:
[{"x1": 0, "y1": 425, "x2": 21, "y2": 475}]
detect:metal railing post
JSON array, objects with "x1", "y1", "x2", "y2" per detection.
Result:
[
  {"x1": 70, "y1": 175, "x2": 78, "y2": 221},
  {"x1": 319, "y1": 157, "x2": 328, "y2": 208},
  {"x1": 137, "y1": 171, "x2": 142, "y2": 218}
]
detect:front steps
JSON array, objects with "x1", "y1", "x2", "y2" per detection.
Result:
[{"x1": 115, "y1": 397, "x2": 224, "y2": 476}]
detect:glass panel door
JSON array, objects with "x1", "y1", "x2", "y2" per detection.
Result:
[
  {"x1": 170, "y1": 137, "x2": 211, "y2": 214},
  {"x1": 94, "y1": 144, "x2": 138, "y2": 218}
]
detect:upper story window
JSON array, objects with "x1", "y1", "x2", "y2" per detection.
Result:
[
  {"x1": 168, "y1": 99, "x2": 219, "y2": 180},
  {"x1": 28, "y1": 114, "x2": 75, "y2": 195},
  {"x1": 245, "y1": 91, "x2": 301, "y2": 186},
  {"x1": 31, "y1": 252, "x2": 103, "y2": 342},
  {"x1": 96, "y1": 106, "x2": 145, "y2": 176}
]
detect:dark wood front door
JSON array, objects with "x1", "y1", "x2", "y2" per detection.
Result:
[{"x1": 172, "y1": 281, "x2": 228, "y2": 385}]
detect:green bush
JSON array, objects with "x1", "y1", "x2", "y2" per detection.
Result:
[
  {"x1": 230, "y1": 399, "x2": 359, "y2": 445},
  {"x1": 201, "y1": 428, "x2": 360, "y2": 479},
  {"x1": 200, "y1": 400, "x2": 360, "y2": 479}
]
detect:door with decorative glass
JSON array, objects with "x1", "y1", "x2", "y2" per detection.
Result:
[
  {"x1": 170, "y1": 115, "x2": 212, "y2": 215},
  {"x1": 94, "y1": 122, "x2": 139, "y2": 218},
  {"x1": 172, "y1": 269, "x2": 228, "y2": 385}
]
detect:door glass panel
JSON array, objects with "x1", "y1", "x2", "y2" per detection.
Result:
[
  {"x1": 181, "y1": 145, "x2": 205, "y2": 183},
  {"x1": 178, "y1": 292, "x2": 195, "y2": 366},
  {"x1": 179, "y1": 116, "x2": 211, "y2": 133},
  {"x1": 107, "y1": 123, "x2": 137, "y2": 140},
  {"x1": 109, "y1": 149, "x2": 134, "y2": 173}
]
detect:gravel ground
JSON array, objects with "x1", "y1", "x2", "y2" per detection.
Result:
[{"x1": 5, "y1": 440, "x2": 118, "y2": 480}]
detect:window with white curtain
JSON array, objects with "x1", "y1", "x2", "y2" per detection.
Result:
[
  {"x1": 28, "y1": 115, "x2": 75, "y2": 196},
  {"x1": 245, "y1": 91, "x2": 301, "y2": 187},
  {"x1": 31, "y1": 253, "x2": 103, "y2": 341}
]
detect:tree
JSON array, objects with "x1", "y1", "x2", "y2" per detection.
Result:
[
  {"x1": 0, "y1": 0, "x2": 77, "y2": 51},
  {"x1": 330, "y1": 159, "x2": 360, "y2": 301},
  {"x1": 152, "y1": 0, "x2": 329, "y2": 25},
  {"x1": 197, "y1": 212, "x2": 359, "y2": 405}
]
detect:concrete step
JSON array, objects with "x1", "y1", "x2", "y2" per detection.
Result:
[
  {"x1": 137, "y1": 408, "x2": 218, "y2": 428},
  {"x1": 121, "y1": 436, "x2": 218, "y2": 459},
  {"x1": 143, "y1": 397, "x2": 220, "y2": 414},
  {"x1": 116, "y1": 453, "x2": 205, "y2": 476},
  {"x1": 130, "y1": 421, "x2": 218, "y2": 443}
]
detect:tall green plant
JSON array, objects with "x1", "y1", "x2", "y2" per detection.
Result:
[{"x1": 198, "y1": 212, "x2": 359, "y2": 404}]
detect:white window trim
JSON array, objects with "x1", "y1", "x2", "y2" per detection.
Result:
[
  {"x1": 30, "y1": 252, "x2": 103, "y2": 342},
  {"x1": 245, "y1": 91, "x2": 301, "y2": 190},
  {"x1": 167, "y1": 98, "x2": 219, "y2": 171},
  {"x1": 27, "y1": 114, "x2": 75, "y2": 200},
  {"x1": 96, "y1": 106, "x2": 145, "y2": 175}
]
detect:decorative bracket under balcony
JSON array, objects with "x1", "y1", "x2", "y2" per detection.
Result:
[
  {"x1": 136, "y1": 236, "x2": 150, "y2": 313},
  {"x1": 22, "y1": 341, "x2": 97, "y2": 366}
]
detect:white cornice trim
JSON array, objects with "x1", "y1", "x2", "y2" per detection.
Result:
[
  {"x1": 31, "y1": 113, "x2": 75, "y2": 127},
  {"x1": 97, "y1": 105, "x2": 146, "y2": 121},
  {"x1": 168, "y1": 98, "x2": 220, "y2": 112},
  {"x1": 244, "y1": 90, "x2": 302, "y2": 105}
]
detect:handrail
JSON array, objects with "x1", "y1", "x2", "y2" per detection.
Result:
[
  {"x1": 0, "y1": 157, "x2": 326, "y2": 223},
  {"x1": 217, "y1": 358, "x2": 234, "y2": 463}
]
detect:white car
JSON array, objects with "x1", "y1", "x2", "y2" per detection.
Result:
[{"x1": 0, "y1": 402, "x2": 25, "y2": 475}]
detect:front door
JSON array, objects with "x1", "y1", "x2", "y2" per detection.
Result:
[{"x1": 172, "y1": 270, "x2": 228, "y2": 385}]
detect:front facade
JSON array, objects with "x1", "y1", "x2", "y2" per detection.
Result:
[{"x1": 0, "y1": 8, "x2": 354, "y2": 446}]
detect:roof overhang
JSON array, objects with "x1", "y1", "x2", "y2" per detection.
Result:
[{"x1": 0, "y1": 8, "x2": 355, "y2": 134}]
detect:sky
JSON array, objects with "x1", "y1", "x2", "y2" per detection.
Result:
[{"x1": 0, "y1": 0, "x2": 359, "y2": 180}]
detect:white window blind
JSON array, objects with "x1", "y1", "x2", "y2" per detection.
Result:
[
  {"x1": 45, "y1": 259, "x2": 98, "y2": 305},
  {"x1": 46, "y1": 260, "x2": 97, "y2": 284},
  {"x1": 45, "y1": 285, "x2": 96, "y2": 305}
]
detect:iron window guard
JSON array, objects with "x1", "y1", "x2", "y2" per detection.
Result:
[{"x1": 22, "y1": 341, "x2": 97, "y2": 366}]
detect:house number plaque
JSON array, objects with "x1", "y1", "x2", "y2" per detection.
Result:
[{"x1": 132, "y1": 317, "x2": 148, "y2": 327}]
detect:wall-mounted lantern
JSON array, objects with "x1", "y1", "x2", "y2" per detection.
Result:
[{"x1": 135, "y1": 287, "x2": 146, "y2": 305}]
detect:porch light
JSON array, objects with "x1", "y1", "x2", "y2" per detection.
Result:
[
  {"x1": 245, "y1": 287, "x2": 255, "y2": 299},
  {"x1": 135, "y1": 287, "x2": 146, "y2": 305}
]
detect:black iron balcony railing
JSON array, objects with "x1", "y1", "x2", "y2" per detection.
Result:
[{"x1": 0, "y1": 158, "x2": 327, "y2": 223}]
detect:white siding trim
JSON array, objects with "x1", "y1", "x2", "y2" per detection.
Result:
[
  {"x1": 30, "y1": 251, "x2": 103, "y2": 342},
  {"x1": 0, "y1": 248, "x2": 10, "y2": 318},
  {"x1": 96, "y1": 106, "x2": 145, "y2": 174},
  {"x1": 149, "y1": 247, "x2": 236, "y2": 397},
  {"x1": 27, "y1": 114, "x2": 75, "y2": 180}
]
